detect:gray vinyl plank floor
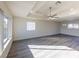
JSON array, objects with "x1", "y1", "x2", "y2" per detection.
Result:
[{"x1": 7, "y1": 34, "x2": 79, "y2": 58}]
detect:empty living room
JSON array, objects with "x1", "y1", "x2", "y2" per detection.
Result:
[{"x1": 0, "y1": 0, "x2": 79, "y2": 58}]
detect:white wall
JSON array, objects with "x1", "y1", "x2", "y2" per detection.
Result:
[
  {"x1": 13, "y1": 17, "x2": 60, "y2": 40},
  {"x1": 60, "y1": 20, "x2": 79, "y2": 36},
  {"x1": 0, "y1": 2, "x2": 13, "y2": 58}
]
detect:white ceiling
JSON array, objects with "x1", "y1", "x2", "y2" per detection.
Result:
[{"x1": 5, "y1": 1, "x2": 79, "y2": 21}]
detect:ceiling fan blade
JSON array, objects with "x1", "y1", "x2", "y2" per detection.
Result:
[
  {"x1": 48, "y1": 13, "x2": 57, "y2": 17},
  {"x1": 48, "y1": 18, "x2": 56, "y2": 20},
  {"x1": 54, "y1": 16, "x2": 59, "y2": 18},
  {"x1": 52, "y1": 14, "x2": 57, "y2": 17}
]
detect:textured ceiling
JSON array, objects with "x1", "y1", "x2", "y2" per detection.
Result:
[{"x1": 5, "y1": 1, "x2": 79, "y2": 21}]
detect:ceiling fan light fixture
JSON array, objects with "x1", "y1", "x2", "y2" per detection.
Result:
[
  {"x1": 48, "y1": 7, "x2": 57, "y2": 20},
  {"x1": 48, "y1": 16, "x2": 57, "y2": 19},
  {"x1": 48, "y1": 1, "x2": 60, "y2": 20},
  {"x1": 49, "y1": 17, "x2": 52, "y2": 19}
]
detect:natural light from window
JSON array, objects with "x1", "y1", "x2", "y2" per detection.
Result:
[
  {"x1": 68, "y1": 24, "x2": 79, "y2": 29},
  {"x1": 27, "y1": 22, "x2": 35, "y2": 31},
  {"x1": 3, "y1": 17, "x2": 9, "y2": 49},
  {"x1": 74, "y1": 24, "x2": 79, "y2": 29},
  {"x1": 62, "y1": 24, "x2": 67, "y2": 26},
  {"x1": 4, "y1": 18, "x2": 8, "y2": 28},
  {"x1": 68, "y1": 24, "x2": 73, "y2": 29}
]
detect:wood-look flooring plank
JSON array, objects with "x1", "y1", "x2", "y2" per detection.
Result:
[{"x1": 7, "y1": 35, "x2": 79, "y2": 58}]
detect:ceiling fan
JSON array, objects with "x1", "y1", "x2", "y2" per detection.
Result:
[
  {"x1": 48, "y1": 7, "x2": 58, "y2": 20},
  {"x1": 48, "y1": 1, "x2": 61, "y2": 20}
]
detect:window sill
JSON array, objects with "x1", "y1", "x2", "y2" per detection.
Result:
[{"x1": 3, "y1": 37, "x2": 12, "y2": 50}]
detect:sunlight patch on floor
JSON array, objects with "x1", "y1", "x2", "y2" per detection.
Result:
[{"x1": 28, "y1": 45, "x2": 79, "y2": 58}]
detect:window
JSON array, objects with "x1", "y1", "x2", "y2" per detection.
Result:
[
  {"x1": 62, "y1": 24, "x2": 67, "y2": 26},
  {"x1": 0, "y1": 9, "x2": 12, "y2": 52},
  {"x1": 3, "y1": 17, "x2": 9, "y2": 49},
  {"x1": 74, "y1": 24, "x2": 79, "y2": 29},
  {"x1": 26, "y1": 22, "x2": 35, "y2": 31},
  {"x1": 68, "y1": 24, "x2": 79, "y2": 29},
  {"x1": 68, "y1": 24, "x2": 73, "y2": 29}
]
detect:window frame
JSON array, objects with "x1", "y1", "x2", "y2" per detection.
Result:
[
  {"x1": 3, "y1": 16, "x2": 8, "y2": 45},
  {"x1": 26, "y1": 22, "x2": 36, "y2": 31},
  {"x1": 68, "y1": 24, "x2": 79, "y2": 29}
]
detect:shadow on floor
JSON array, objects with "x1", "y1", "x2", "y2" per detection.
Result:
[{"x1": 7, "y1": 41, "x2": 34, "y2": 58}]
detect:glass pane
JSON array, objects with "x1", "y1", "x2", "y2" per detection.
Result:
[
  {"x1": 74, "y1": 24, "x2": 79, "y2": 29},
  {"x1": 3, "y1": 17, "x2": 8, "y2": 45},
  {"x1": 27, "y1": 22, "x2": 35, "y2": 31},
  {"x1": 68, "y1": 24, "x2": 73, "y2": 29}
]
